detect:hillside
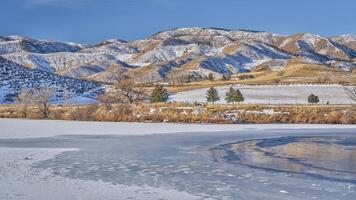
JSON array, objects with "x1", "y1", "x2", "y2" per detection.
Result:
[
  {"x1": 0, "y1": 57, "x2": 103, "y2": 103},
  {"x1": 0, "y1": 28, "x2": 355, "y2": 84},
  {"x1": 0, "y1": 28, "x2": 355, "y2": 103}
]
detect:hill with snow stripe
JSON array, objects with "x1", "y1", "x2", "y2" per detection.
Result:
[
  {"x1": 0, "y1": 28, "x2": 355, "y2": 84},
  {"x1": 0, "y1": 57, "x2": 104, "y2": 103}
]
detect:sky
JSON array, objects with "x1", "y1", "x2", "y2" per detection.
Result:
[{"x1": 0, "y1": 0, "x2": 355, "y2": 44}]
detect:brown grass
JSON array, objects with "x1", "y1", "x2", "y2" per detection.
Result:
[
  {"x1": 158, "y1": 62, "x2": 356, "y2": 93},
  {"x1": 0, "y1": 103, "x2": 354, "y2": 124}
]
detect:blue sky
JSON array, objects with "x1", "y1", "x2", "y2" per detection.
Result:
[{"x1": 0, "y1": 0, "x2": 355, "y2": 43}]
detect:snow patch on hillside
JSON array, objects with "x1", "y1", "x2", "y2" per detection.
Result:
[{"x1": 0, "y1": 57, "x2": 103, "y2": 103}]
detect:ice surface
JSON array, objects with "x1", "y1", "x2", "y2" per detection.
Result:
[
  {"x1": 0, "y1": 148, "x2": 199, "y2": 200},
  {"x1": 0, "y1": 124, "x2": 355, "y2": 200},
  {"x1": 0, "y1": 119, "x2": 355, "y2": 139}
]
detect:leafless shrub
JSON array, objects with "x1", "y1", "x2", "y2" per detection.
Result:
[
  {"x1": 65, "y1": 104, "x2": 99, "y2": 121},
  {"x1": 2, "y1": 102, "x2": 356, "y2": 124},
  {"x1": 326, "y1": 111, "x2": 343, "y2": 124},
  {"x1": 94, "y1": 104, "x2": 134, "y2": 121},
  {"x1": 115, "y1": 79, "x2": 145, "y2": 104},
  {"x1": 99, "y1": 93, "x2": 116, "y2": 110},
  {"x1": 316, "y1": 75, "x2": 330, "y2": 84},
  {"x1": 168, "y1": 74, "x2": 190, "y2": 86},
  {"x1": 32, "y1": 87, "x2": 54, "y2": 119},
  {"x1": 16, "y1": 88, "x2": 33, "y2": 118},
  {"x1": 238, "y1": 74, "x2": 254, "y2": 80}
]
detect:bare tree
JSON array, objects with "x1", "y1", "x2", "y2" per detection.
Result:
[
  {"x1": 16, "y1": 88, "x2": 34, "y2": 118},
  {"x1": 32, "y1": 87, "x2": 54, "y2": 118},
  {"x1": 115, "y1": 79, "x2": 145, "y2": 104},
  {"x1": 168, "y1": 74, "x2": 189, "y2": 86}
]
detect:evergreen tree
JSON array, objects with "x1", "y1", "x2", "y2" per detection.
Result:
[
  {"x1": 308, "y1": 94, "x2": 320, "y2": 104},
  {"x1": 150, "y1": 85, "x2": 168, "y2": 103},
  {"x1": 206, "y1": 87, "x2": 220, "y2": 103},
  {"x1": 187, "y1": 75, "x2": 192, "y2": 83},
  {"x1": 221, "y1": 74, "x2": 231, "y2": 81},
  {"x1": 225, "y1": 87, "x2": 244, "y2": 103},
  {"x1": 208, "y1": 73, "x2": 214, "y2": 81}
]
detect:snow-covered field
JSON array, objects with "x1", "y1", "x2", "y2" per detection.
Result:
[
  {"x1": 169, "y1": 84, "x2": 356, "y2": 104},
  {"x1": 0, "y1": 119, "x2": 355, "y2": 200}
]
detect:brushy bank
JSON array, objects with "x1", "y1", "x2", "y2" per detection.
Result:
[{"x1": 0, "y1": 103, "x2": 355, "y2": 124}]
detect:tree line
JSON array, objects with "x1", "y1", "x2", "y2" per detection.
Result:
[
  {"x1": 15, "y1": 80, "x2": 323, "y2": 119},
  {"x1": 205, "y1": 86, "x2": 321, "y2": 104}
]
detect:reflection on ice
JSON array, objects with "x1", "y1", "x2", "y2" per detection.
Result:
[{"x1": 212, "y1": 137, "x2": 356, "y2": 183}]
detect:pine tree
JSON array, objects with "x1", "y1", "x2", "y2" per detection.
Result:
[
  {"x1": 206, "y1": 87, "x2": 220, "y2": 103},
  {"x1": 208, "y1": 73, "x2": 214, "y2": 81},
  {"x1": 221, "y1": 74, "x2": 231, "y2": 81},
  {"x1": 225, "y1": 87, "x2": 244, "y2": 103},
  {"x1": 308, "y1": 94, "x2": 320, "y2": 104},
  {"x1": 150, "y1": 85, "x2": 168, "y2": 103}
]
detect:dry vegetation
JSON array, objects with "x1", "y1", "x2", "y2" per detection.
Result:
[
  {"x1": 153, "y1": 62, "x2": 356, "y2": 93},
  {"x1": 0, "y1": 103, "x2": 355, "y2": 124},
  {"x1": 236, "y1": 62, "x2": 356, "y2": 85},
  {"x1": 2, "y1": 62, "x2": 355, "y2": 124}
]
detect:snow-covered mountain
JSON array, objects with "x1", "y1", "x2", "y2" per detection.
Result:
[
  {"x1": 275, "y1": 33, "x2": 356, "y2": 61},
  {"x1": 329, "y1": 34, "x2": 356, "y2": 50},
  {"x1": 0, "y1": 36, "x2": 84, "y2": 55},
  {"x1": 1, "y1": 28, "x2": 355, "y2": 85},
  {"x1": 0, "y1": 57, "x2": 103, "y2": 103},
  {"x1": 2, "y1": 51, "x2": 133, "y2": 81}
]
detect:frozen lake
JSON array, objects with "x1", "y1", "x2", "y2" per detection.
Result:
[{"x1": 0, "y1": 120, "x2": 355, "y2": 200}]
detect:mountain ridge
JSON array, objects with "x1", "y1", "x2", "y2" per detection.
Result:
[{"x1": 0, "y1": 27, "x2": 355, "y2": 103}]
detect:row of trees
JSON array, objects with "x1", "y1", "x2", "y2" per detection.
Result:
[
  {"x1": 151, "y1": 85, "x2": 321, "y2": 104},
  {"x1": 161, "y1": 72, "x2": 230, "y2": 87},
  {"x1": 15, "y1": 82, "x2": 324, "y2": 120},
  {"x1": 165, "y1": 73, "x2": 231, "y2": 85},
  {"x1": 96, "y1": 78, "x2": 324, "y2": 105},
  {"x1": 208, "y1": 73, "x2": 231, "y2": 82},
  {"x1": 15, "y1": 81, "x2": 170, "y2": 120},
  {"x1": 100, "y1": 80, "x2": 170, "y2": 104},
  {"x1": 206, "y1": 87, "x2": 244, "y2": 104},
  {"x1": 206, "y1": 87, "x2": 321, "y2": 104}
]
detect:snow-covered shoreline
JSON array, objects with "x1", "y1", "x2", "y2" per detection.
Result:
[{"x1": 0, "y1": 118, "x2": 355, "y2": 139}]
